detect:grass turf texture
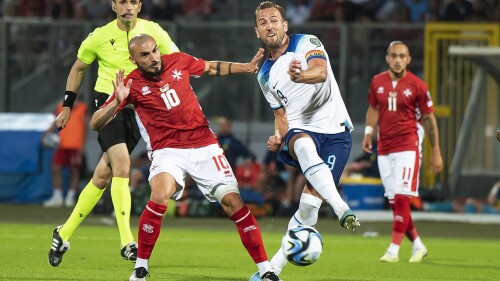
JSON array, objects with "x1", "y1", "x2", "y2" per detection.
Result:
[{"x1": 1, "y1": 205, "x2": 499, "y2": 280}]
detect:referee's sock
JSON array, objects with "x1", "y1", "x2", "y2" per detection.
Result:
[
  {"x1": 111, "y1": 177, "x2": 135, "y2": 246},
  {"x1": 59, "y1": 181, "x2": 105, "y2": 241}
]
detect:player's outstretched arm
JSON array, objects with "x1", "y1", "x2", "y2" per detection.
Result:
[
  {"x1": 56, "y1": 59, "x2": 90, "y2": 131},
  {"x1": 89, "y1": 70, "x2": 131, "y2": 131},
  {"x1": 204, "y1": 48, "x2": 264, "y2": 76}
]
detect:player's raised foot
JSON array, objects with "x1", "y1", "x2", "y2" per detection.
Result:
[
  {"x1": 261, "y1": 271, "x2": 282, "y2": 281},
  {"x1": 121, "y1": 242, "x2": 138, "y2": 261},
  {"x1": 379, "y1": 251, "x2": 399, "y2": 263},
  {"x1": 249, "y1": 271, "x2": 262, "y2": 281},
  {"x1": 129, "y1": 267, "x2": 149, "y2": 281},
  {"x1": 339, "y1": 209, "x2": 360, "y2": 231},
  {"x1": 48, "y1": 225, "x2": 70, "y2": 267},
  {"x1": 409, "y1": 247, "x2": 428, "y2": 263}
]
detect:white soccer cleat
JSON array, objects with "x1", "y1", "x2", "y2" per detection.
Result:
[
  {"x1": 409, "y1": 248, "x2": 428, "y2": 263},
  {"x1": 380, "y1": 251, "x2": 399, "y2": 263}
]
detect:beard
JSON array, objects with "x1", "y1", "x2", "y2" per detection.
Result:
[
  {"x1": 389, "y1": 67, "x2": 405, "y2": 78},
  {"x1": 265, "y1": 33, "x2": 284, "y2": 49},
  {"x1": 139, "y1": 60, "x2": 163, "y2": 78}
]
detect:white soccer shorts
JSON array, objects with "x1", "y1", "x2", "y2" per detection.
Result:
[
  {"x1": 148, "y1": 144, "x2": 238, "y2": 202},
  {"x1": 378, "y1": 150, "x2": 420, "y2": 199}
]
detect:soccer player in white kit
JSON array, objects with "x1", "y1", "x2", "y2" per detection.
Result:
[
  {"x1": 250, "y1": 2, "x2": 360, "y2": 280},
  {"x1": 362, "y1": 41, "x2": 443, "y2": 263},
  {"x1": 90, "y1": 34, "x2": 282, "y2": 281}
]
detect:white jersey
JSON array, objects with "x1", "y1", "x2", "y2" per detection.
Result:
[{"x1": 258, "y1": 34, "x2": 353, "y2": 134}]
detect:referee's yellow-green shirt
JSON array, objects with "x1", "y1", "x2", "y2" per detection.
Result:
[{"x1": 77, "y1": 18, "x2": 179, "y2": 95}]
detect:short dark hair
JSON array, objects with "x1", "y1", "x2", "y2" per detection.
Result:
[{"x1": 255, "y1": 1, "x2": 286, "y2": 26}]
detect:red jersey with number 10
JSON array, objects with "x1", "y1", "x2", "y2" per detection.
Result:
[
  {"x1": 368, "y1": 71, "x2": 434, "y2": 155},
  {"x1": 107, "y1": 52, "x2": 218, "y2": 151}
]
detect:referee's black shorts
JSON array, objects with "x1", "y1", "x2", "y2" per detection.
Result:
[{"x1": 93, "y1": 92, "x2": 141, "y2": 154}]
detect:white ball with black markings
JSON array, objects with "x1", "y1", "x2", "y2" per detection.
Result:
[{"x1": 281, "y1": 225, "x2": 323, "y2": 266}]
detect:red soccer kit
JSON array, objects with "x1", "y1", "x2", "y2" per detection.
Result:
[
  {"x1": 368, "y1": 71, "x2": 434, "y2": 156},
  {"x1": 106, "y1": 52, "x2": 218, "y2": 150}
]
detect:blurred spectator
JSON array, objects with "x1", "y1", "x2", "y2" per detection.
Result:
[
  {"x1": 2, "y1": 0, "x2": 18, "y2": 17},
  {"x1": 425, "y1": 0, "x2": 444, "y2": 21},
  {"x1": 18, "y1": 0, "x2": 46, "y2": 17},
  {"x1": 309, "y1": 0, "x2": 336, "y2": 21},
  {"x1": 80, "y1": 0, "x2": 109, "y2": 20},
  {"x1": 48, "y1": 0, "x2": 74, "y2": 19},
  {"x1": 235, "y1": 158, "x2": 265, "y2": 205},
  {"x1": 342, "y1": 140, "x2": 380, "y2": 180},
  {"x1": 405, "y1": 0, "x2": 428, "y2": 22},
  {"x1": 285, "y1": 0, "x2": 312, "y2": 24},
  {"x1": 443, "y1": 0, "x2": 473, "y2": 21},
  {"x1": 215, "y1": 116, "x2": 255, "y2": 170},
  {"x1": 42, "y1": 100, "x2": 88, "y2": 208},
  {"x1": 150, "y1": 0, "x2": 181, "y2": 21}
]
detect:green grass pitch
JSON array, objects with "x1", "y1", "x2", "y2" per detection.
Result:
[{"x1": 0, "y1": 205, "x2": 499, "y2": 280}]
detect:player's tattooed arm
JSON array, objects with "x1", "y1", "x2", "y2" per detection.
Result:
[
  {"x1": 205, "y1": 48, "x2": 264, "y2": 76},
  {"x1": 422, "y1": 112, "x2": 444, "y2": 173}
]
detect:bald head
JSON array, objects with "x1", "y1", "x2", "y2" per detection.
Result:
[{"x1": 128, "y1": 34, "x2": 156, "y2": 55}]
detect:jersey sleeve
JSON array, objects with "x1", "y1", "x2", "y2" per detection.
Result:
[
  {"x1": 416, "y1": 80, "x2": 434, "y2": 115},
  {"x1": 176, "y1": 53, "x2": 205, "y2": 76},
  {"x1": 296, "y1": 35, "x2": 327, "y2": 63},
  {"x1": 77, "y1": 31, "x2": 98, "y2": 64},
  {"x1": 258, "y1": 77, "x2": 282, "y2": 110},
  {"x1": 154, "y1": 23, "x2": 179, "y2": 54},
  {"x1": 367, "y1": 79, "x2": 379, "y2": 108}
]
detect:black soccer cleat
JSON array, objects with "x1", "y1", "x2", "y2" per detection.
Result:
[
  {"x1": 129, "y1": 267, "x2": 150, "y2": 281},
  {"x1": 121, "y1": 242, "x2": 138, "y2": 261},
  {"x1": 48, "y1": 225, "x2": 70, "y2": 267},
  {"x1": 261, "y1": 271, "x2": 282, "y2": 281}
]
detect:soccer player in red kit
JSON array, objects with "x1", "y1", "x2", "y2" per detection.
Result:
[
  {"x1": 361, "y1": 41, "x2": 443, "y2": 263},
  {"x1": 90, "y1": 34, "x2": 281, "y2": 281}
]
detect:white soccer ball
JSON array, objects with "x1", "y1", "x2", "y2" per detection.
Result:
[{"x1": 281, "y1": 225, "x2": 323, "y2": 266}]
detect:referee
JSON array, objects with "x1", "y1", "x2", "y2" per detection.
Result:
[{"x1": 48, "y1": 0, "x2": 179, "y2": 267}]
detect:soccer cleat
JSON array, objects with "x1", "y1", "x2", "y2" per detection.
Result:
[
  {"x1": 409, "y1": 248, "x2": 428, "y2": 263},
  {"x1": 339, "y1": 209, "x2": 360, "y2": 231},
  {"x1": 129, "y1": 267, "x2": 149, "y2": 281},
  {"x1": 48, "y1": 225, "x2": 70, "y2": 266},
  {"x1": 121, "y1": 242, "x2": 138, "y2": 261},
  {"x1": 379, "y1": 251, "x2": 399, "y2": 263},
  {"x1": 261, "y1": 271, "x2": 282, "y2": 281}
]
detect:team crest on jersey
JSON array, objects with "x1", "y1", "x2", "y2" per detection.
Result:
[
  {"x1": 377, "y1": 87, "x2": 384, "y2": 94},
  {"x1": 141, "y1": 86, "x2": 152, "y2": 96},
  {"x1": 403, "y1": 89, "x2": 412, "y2": 97},
  {"x1": 172, "y1": 69, "x2": 182, "y2": 81},
  {"x1": 310, "y1": 37, "x2": 322, "y2": 47}
]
